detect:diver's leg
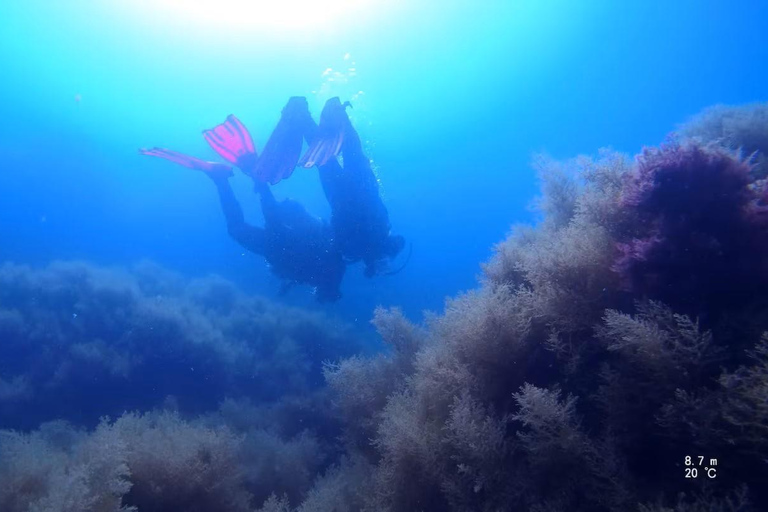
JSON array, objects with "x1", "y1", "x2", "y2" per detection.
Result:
[
  {"x1": 298, "y1": 98, "x2": 349, "y2": 168},
  {"x1": 293, "y1": 107, "x2": 344, "y2": 207},
  {"x1": 211, "y1": 176, "x2": 266, "y2": 254},
  {"x1": 251, "y1": 97, "x2": 315, "y2": 184}
]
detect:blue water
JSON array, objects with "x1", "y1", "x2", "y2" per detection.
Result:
[{"x1": 0, "y1": 0, "x2": 766, "y2": 319}]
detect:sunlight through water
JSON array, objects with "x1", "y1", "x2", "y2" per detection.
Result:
[{"x1": 152, "y1": 0, "x2": 381, "y2": 31}]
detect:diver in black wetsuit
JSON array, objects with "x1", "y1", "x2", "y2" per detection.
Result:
[
  {"x1": 287, "y1": 97, "x2": 406, "y2": 277},
  {"x1": 211, "y1": 175, "x2": 344, "y2": 302},
  {"x1": 139, "y1": 112, "x2": 345, "y2": 302}
]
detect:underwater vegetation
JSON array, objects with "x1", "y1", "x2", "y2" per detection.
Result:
[
  {"x1": 2, "y1": 102, "x2": 768, "y2": 511},
  {"x1": 614, "y1": 140, "x2": 768, "y2": 319},
  {"x1": 0, "y1": 260, "x2": 360, "y2": 430},
  {"x1": 679, "y1": 102, "x2": 768, "y2": 178}
]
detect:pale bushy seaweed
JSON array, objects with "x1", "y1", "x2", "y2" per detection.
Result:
[
  {"x1": 0, "y1": 409, "x2": 342, "y2": 512},
  {"x1": 255, "y1": 494, "x2": 292, "y2": 512},
  {"x1": 295, "y1": 455, "x2": 374, "y2": 512},
  {"x1": 323, "y1": 306, "x2": 424, "y2": 451},
  {"x1": 483, "y1": 151, "x2": 627, "y2": 335},
  {"x1": 0, "y1": 260, "x2": 359, "y2": 430},
  {"x1": 718, "y1": 335, "x2": 768, "y2": 449},
  {"x1": 108, "y1": 412, "x2": 251, "y2": 512},
  {"x1": 639, "y1": 486, "x2": 751, "y2": 512},
  {"x1": 679, "y1": 102, "x2": 768, "y2": 176},
  {"x1": 0, "y1": 421, "x2": 132, "y2": 512},
  {"x1": 529, "y1": 153, "x2": 580, "y2": 230},
  {"x1": 0, "y1": 412, "x2": 251, "y2": 512}
]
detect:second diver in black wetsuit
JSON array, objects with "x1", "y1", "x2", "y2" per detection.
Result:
[{"x1": 278, "y1": 96, "x2": 406, "y2": 277}]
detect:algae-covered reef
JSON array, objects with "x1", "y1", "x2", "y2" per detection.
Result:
[
  {"x1": 679, "y1": 102, "x2": 768, "y2": 178},
  {"x1": 322, "y1": 103, "x2": 768, "y2": 511},
  {"x1": 0, "y1": 260, "x2": 359, "y2": 430},
  {"x1": 2, "y1": 103, "x2": 768, "y2": 511}
]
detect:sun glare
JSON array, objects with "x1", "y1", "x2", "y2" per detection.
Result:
[{"x1": 157, "y1": 0, "x2": 377, "y2": 30}]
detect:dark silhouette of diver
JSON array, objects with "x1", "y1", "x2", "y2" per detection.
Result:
[
  {"x1": 139, "y1": 112, "x2": 345, "y2": 302},
  {"x1": 211, "y1": 173, "x2": 344, "y2": 302},
  {"x1": 268, "y1": 96, "x2": 406, "y2": 277}
]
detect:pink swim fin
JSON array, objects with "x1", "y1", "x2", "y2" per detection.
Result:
[
  {"x1": 203, "y1": 114, "x2": 259, "y2": 175},
  {"x1": 298, "y1": 97, "x2": 349, "y2": 168},
  {"x1": 139, "y1": 147, "x2": 233, "y2": 176}
]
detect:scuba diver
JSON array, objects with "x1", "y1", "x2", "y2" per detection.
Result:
[
  {"x1": 139, "y1": 113, "x2": 345, "y2": 302},
  {"x1": 281, "y1": 96, "x2": 406, "y2": 277}
]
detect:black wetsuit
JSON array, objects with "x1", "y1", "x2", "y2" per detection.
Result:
[
  {"x1": 297, "y1": 108, "x2": 398, "y2": 275},
  {"x1": 211, "y1": 176, "x2": 345, "y2": 301}
]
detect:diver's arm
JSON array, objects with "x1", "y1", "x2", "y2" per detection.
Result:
[{"x1": 211, "y1": 177, "x2": 266, "y2": 255}]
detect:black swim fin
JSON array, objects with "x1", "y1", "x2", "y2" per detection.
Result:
[
  {"x1": 252, "y1": 97, "x2": 311, "y2": 185},
  {"x1": 299, "y1": 97, "x2": 350, "y2": 168}
]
